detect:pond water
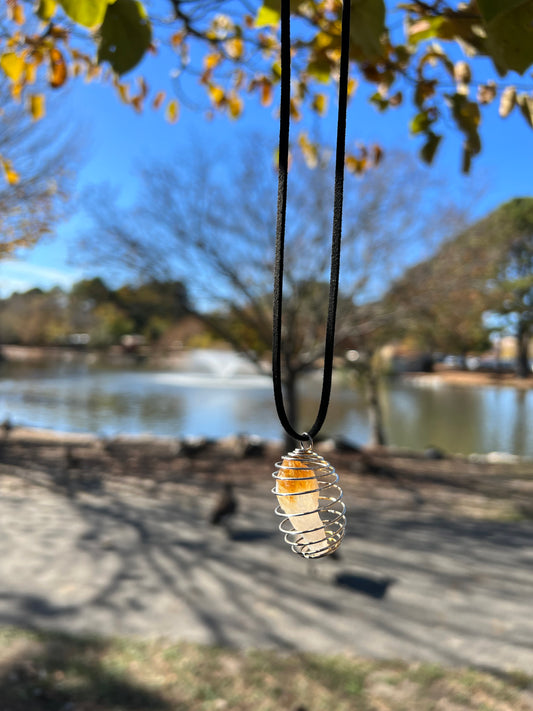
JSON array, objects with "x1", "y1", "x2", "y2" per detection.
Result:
[{"x1": 1, "y1": 352, "x2": 532, "y2": 457}]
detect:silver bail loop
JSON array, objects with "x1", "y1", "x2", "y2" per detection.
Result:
[{"x1": 299, "y1": 432, "x2": 313, "y2": 451}]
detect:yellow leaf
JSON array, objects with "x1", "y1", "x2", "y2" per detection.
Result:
[
  {"x1": 298, "y1": 132, "x2": 318, "y2": 168},
  {"x1": 347, "y1": 78, "x2": 358, "y2": 97},
  {"x1": 24, "y1": 61, "x2": 37, "y2": 84},
  {"x1": 290, "y1": 98, "x2": 301, "y2": 121},
  {"x1": 260, "y1": 79, "x2": 273, "y2": 107},
  {"x1": 1, "y1": 158, "x2": 20, "y2": 185},
  {"x1": 165, "y1": 98, "x2": 179, "y2": 123},
  {"x1": 152, "y1": 90, "x2": 165, "y2": 109},
  {"x1": 137, "y1": 76, "x2": 148, "y2": 99},
  {"x1": 170, "y1": 31, "x2": 185, "y2": 49},
  {"x1": 131, "y1": 95, "x2": 143, "y2": 113},
  {"x1": 311, "y1": 93, "x2": 327, "y2": 116},
  {"x1": 227, "y1": 92, "x2": 242, "y2": 119},
  {"x1": 10, "y1": 3, "x2": 25, "y2": 25},
  {"x1": 210, "y1": 13, "x2": 234, "y2": 38},
  {"x1": 0, "y1": 52, "x2": 25, "y2": 83},
  {"x1": 49, "y1": 25, "x2": 69, "y2": 41},
  {"x1": 204, "y1": 52, "x2": 221, "y2": 70},
  {"x1": 346, "y1": 155, "x2": 367, "y2": 174},
  {"x1": 499, "y1": 85, "x2": 516, "y2": 118},
  {"x1": 208, "y1": 84, "x2": 225, "y2": 106},
  {"x1": 233, "y1": 68, "x2": 245, "y2": 89},
  {"x1": 225, "y1": 37, "x2": 243, "y2": 60},
  {"x1": 271, "y1": 61, "x2": 281, "y2": 79},
  {"x1": 10, "y1": 82, "x2": 22, "y2": 102},
  {"x1": 314, "y1": 32, "x2": 334, "y2": 50},
  {"x1": 517, "y1": 93, "x2": 533, "y2": 128},
  {"x1": 36, "y1": 0, "x2": 57, "y2": 21},
  {"x1": 28, "y1": 93, "x2": 46, "y2": 120},
  {"x1": 454, "y1": 60, "x2": 471, "y2": 84},
  {"x1": 255, "y1": 5, "x2": 279, "y2": 28},
  {"x1": 85, "y1": 63, "x2": 102, "y2": 82},
  {"x1": 477, "y1": 81, "x2": 496, "y2": 105},
  {"x1": 372, "y1": 144, "x2": 384, "y2": 165},
  {"x1": 307, "y1": 56, "x2": 332, "y2": 83},
  {"x1": 48, "y1": 48, "x2": 67, "y2": 88},
  {"x1": 116, "y1": 82, "x2": 129, "y2": 103}
]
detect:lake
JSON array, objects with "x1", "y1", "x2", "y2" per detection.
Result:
[{"x1": 1, "y1": 351, "x2": 532, "y2": 457}]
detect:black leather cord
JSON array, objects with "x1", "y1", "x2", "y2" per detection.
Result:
[{"x1": 272, "y1": 0, "x2": 351, "y2": 443}]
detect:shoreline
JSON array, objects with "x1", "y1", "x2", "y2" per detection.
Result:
[
  {"x1": 2, "y1": 424, "x2": 530, "y2": 466},
  {"x1": 405, "y1": 368, "x2": 533, "y2": 389},
  {"x1": 3, "y1": 345, "x2": 533, "y2": 389}
]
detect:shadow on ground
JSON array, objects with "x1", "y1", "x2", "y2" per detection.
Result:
[
  {"x1": 0, "y1": 437, "x2": 532, "y2": 673},
  {"x1": 0, "y1": 630, "x2": 171, "y2": 711}
]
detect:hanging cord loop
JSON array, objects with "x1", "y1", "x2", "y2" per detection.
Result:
[{"x1": 272, "y1": 0, "x2": 351, "y2": 442}]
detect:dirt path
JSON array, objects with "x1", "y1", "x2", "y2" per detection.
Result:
[{"x1": 0, "y1": 431, "x2": 532, "y2": 673}]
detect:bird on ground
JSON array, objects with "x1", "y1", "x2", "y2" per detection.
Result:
[
  {"x1": 1, "y1": 417, "x2": 13, "y2": 438},
  {"x1": 209, "y1": 482, "x2": 238, "y2": 530}
]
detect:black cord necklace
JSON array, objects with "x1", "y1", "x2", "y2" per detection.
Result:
[
  {"x1": 271, "y1": 0, "x2": 351, "y2": 558},
  {"x1": 272, "y1": 0, "x2": 351, "y2": 443}
]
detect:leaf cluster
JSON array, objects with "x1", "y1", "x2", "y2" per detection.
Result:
[{"x1": 1, "y1": 0, "x2": 533, "y2": 181}]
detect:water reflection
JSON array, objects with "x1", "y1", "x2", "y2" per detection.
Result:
[
  {"x1": 511, "y1": 390, "x2": 528, "y2": 455},
  {"x1": 1, "y1": 360, "x2": 533, "y2": 456},
  {"x1": 381, "y1": 383, "x2": 486, "y2": 455},
  {"x1": 380, "y1": 381, "x2": 533, "y2": 457}
]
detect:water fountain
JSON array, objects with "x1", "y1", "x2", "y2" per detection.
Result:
[
  {"x1": 151, "y1": 349, "x2": 271, "y2": 390},
  {"x1": 184, "y1": 349, "x2": 261, "y2": 377}
]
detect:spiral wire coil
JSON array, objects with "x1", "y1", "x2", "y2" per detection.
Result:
[{"x1": 272, "y1": 446, "x2": 346, "y2": 559}]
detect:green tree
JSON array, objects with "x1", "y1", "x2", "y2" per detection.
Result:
[
  {"x1": 89, "y1": 301, "x2": 135, "y2": 346},
  {"x1": 68, "y1": 276, "x2": 190, "y2": 345},
  {"x1": 68, "y1": 277, "x2": 113, "y2": 335},
  {"x1": 114, "y1": 280, "x2": 190, "y2": 340},
  {"x1": 490, "y1": 200, "x2": 533, "y2": 377},
  {"x1": 465, "y1": 198, "x2": 533, "y2": 377},
  {"x1": 0, "y1": 287, "x2": 68, "y2": 345},
  {"x1": 2, "y1": 0, "x2": 533, "y2": 179},
  {"x1": 70, "y1": 277, "x2": 112, "y2": 306},
  {"x1": 387, "y1": 197, "x2": 533, "y2": 378},
  {"x1": 386, "y1": 245, "x2": 493, "y2": 361}
]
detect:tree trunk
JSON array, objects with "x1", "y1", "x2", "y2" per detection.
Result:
[
  {"x1": 516, "y1": 322, "x2": 530, "y2": 378},
  {"x1": 367, "y1": 368, "x2": 387, "y2": 447},
  {"x1": 420, "y1": 352, "x2": 434, "y2": 373}
]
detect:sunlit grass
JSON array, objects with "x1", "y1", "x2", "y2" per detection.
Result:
[{"x1": 0, "y1": 627, "x2": 531, "y2": 711}]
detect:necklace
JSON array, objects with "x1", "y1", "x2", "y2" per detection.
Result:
[{"x1": 271, "y1": 0, "x2": 351, "y2": 558}]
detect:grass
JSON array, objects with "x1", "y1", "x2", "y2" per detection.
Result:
[{"x1": 0, "y1": 627, "x2": 531, "y2": 711}]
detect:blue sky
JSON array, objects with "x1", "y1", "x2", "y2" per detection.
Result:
[{"x1": 1, "y1": 24, "x2": 532, "y2": 297}]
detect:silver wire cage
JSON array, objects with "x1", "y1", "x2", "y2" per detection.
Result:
[{"x1": 272, "y1": 446, "x2": 346, "y2": 559}]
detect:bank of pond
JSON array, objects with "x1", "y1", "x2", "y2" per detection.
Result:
[{"x1": 0, "y1": 359, "x2": 532, "y2": 459}]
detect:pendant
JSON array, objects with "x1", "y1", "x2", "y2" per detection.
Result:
[{"x1": 272, "y1": 442, "x2": 345, "y2": 558}]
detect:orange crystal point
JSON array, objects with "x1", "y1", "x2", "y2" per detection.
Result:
[{"x1": 276, "y1": 455, "x2": 326, "y2": 555}]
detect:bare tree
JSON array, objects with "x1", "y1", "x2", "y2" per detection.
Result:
[
  {"x1": 0, "y1": 80, "x2": 79, "y2": 258},
  {"x1": 79, "y1": 138, "x2": 469, "y2": 444}
]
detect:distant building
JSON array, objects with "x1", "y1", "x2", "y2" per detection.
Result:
[
  {"x1": 120, "y1": 334, "x2": 146, "y2": 352},
  {"x1": 67, "y1": 333, "x2": 90, "y2": 346}
]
